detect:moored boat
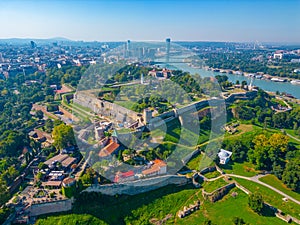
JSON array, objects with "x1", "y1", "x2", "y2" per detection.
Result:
[{"x1": 291, "y1": 80, "x2": 300, "y2": 85}]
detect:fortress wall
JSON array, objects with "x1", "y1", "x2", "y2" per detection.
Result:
[
  {"x1": 84, "y1": 175, "x2": 191, "y2": 196},
  {"x1": 74, "y1": 93, "x2": 140, "y2": 122},
  {"x1": 27, "y1": 199, "x2": 73, "y2": 217}
]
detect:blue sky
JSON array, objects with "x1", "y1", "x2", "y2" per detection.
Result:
[{"x1": 0, "y1": 0, "x2": 299, "y2": 42}]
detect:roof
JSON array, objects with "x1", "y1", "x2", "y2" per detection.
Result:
[
  {"x1": 218, "y1": 149, "x2": 232, "y2": 159},
  {"x1": 61, "y1": 157, "x2": 76, "y2": 168},
  {"x1": 62, "y1": 177, "x2": 76, "y2": 185},
  {"x1": 111, "y1": 129, "x2": 118, "y2": 137},
  {"x1": 42, "y1": 181, "x2": 62, "y2": 187},
  {"x1": 219, "y1": 151, "x2": 229, "y2": 158},
  {"x1": 142, "y1": 159, "x2": 167, "y2": 175},
  {"x1": 114, "y1": 170, "x2": 134, "y2": 182},
  {"x1": 98, "y1": 140, "x2": 120, "y2": 157},
  {"x1": 44, "y1": 154, "x2": 76, "y2": 168},
  {"x1": 119, "y1": 170, "x2": 134, "y2": 177},
  {"x1": 153, "y1": 159, "x2": 167, "y2": 167},
  {"x1": 44, "y1": 154, "x2": 69, "y2": 165}
]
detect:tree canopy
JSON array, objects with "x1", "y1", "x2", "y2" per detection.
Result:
[{"x1": 52, "y1": 124, "x2": 76, "y2": 150}]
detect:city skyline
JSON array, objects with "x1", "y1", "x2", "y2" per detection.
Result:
[{"x1": 0, "y1": 0, "x2": 299, "y2": 43}]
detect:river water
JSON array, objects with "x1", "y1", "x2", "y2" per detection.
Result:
[{"x1": 158, "y1": 62, "x2": 300, "y2": 99}]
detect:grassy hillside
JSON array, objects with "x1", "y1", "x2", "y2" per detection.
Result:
[{"x1": 36, "y1": 214, "x2": 108, "y2": 225}]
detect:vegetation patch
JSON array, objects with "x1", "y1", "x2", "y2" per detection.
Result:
[
  {"x1": 176, "y1": 188, "x2": 287, "y2": 225},
  {"x1": 233, "y1": 178, "x2": 300, "y2": 219},
  {"x1": 221, "y1": 161, "x2": 258, "y2": 177},
  {"x1": 72, "y1": 184, "x2": 197, "y2": 225},
  {"x1": 36, "y1": 214, "x2": 108, "y2": 225},
  {"x1": 259, "y1": 174, "x2": 300, "y2": 202},
  {"x1": 202, "y1": 178, "x2": 228, "y2": 193}
]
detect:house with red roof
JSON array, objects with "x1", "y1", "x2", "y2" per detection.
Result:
[
  {"x1": 114, "y1": 170, "x2": 135, "y2": 183},
  {"x1": 98, "y1": 139, "x2": 120, "y2": 158},
  {"x1": 142, "y1": 159, "x2": 167, "y2": 177}
]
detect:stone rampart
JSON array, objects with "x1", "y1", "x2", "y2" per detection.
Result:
[
  {"x1": 84, "y1": 175, "x2": 190, "y2": 196},
  {"x1": 26, "y1": 198, "x2": 73, "y2": 217}
]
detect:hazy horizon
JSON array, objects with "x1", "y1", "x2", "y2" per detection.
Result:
[{"x1": 0, "y1": 0, "x2": 299, "y2": 43}]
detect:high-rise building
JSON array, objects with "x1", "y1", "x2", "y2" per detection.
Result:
[
  {"x1": 138, "y1": 47, "x2": 144, "y2": 60},
  {"x1": 0, "y1": 53, "x2": 4, "y2": 63},
  {"x1": 30, "y1": 41, "x2": 37, "y2": 49},
  {"x1": 166, "y1": 38, "x2": 171, "y2": 63},
  {"x1": 124, "y1": 40, "x2": 131, "y2": 58},
  {"x1": 127, "y1": 40, "x2": 131, "y2": 51},
  {"x1": 127, "y1": 40, "x2": 131, "y2": 57}
]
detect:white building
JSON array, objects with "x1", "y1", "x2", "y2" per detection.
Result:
[
  {"x1": 218, "y1": 149, "x2": 232, "y2": 165},
  {"x1": 273, "y1": 53, "x2": 283, "y2": 60}
]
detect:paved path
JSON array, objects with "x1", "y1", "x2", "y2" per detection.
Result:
[
  {"x1": 285, "y1": 131, "x2": 300, "y2": 143},
  {"x1": 227, "y1": 174, "x2": 300, "y2": 205}
]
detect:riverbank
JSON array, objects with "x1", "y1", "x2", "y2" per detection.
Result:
[{"x1": 180, "y1": 64, "x2": 300, "y2": 99}]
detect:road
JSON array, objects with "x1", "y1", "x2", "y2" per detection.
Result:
[{"x1": 227, "y1": 174, "x2": 300, "y2": 205}]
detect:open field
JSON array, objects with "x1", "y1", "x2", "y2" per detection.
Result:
[
  {"x1": 202, "y1": 178, "x2": 228, "y2": 193},
  {"x1": 203, "y1": 170, "x2": 221, "y2": 179},
  {"x1": 221, "y1": 161, "x2": 258, "y2": 177},
  {"x1": 114, "y1": 99, "x2": 136, "y2": 111},
  {"x1": 52, "y1": 185, "x2": 290, "y2": 225},
  {"x1": 186, "y1": 153, "x2": 203, "y2": 171},
  {"x1": 259, "y1": 175, "x2": 300, "y2": 202},
  {"x1": 72, "y1": 184, "x2": 198, "y2": 225},
  {"x1": 36, "y1": 214, "x2": 108, "y2": 225},
  {"x1": 234, "y1": 178, "x2": 300, "y2": 219},
  {"x1": 34, "y1": 180, "x2": 296, "y2": 225},
  {"x1": 176, "y1": 188, "x2": 289, "y2": 225}
]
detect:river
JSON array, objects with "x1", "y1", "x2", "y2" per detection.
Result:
[{"x1": 157, "y1": 61, "x2": 300, "y2": 99}]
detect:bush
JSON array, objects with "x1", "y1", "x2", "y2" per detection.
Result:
[{"x1": 248, "y1": 192, "x2": 263, "y2": 214}]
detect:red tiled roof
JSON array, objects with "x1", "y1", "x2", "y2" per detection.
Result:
[
  {"x1": 142, "y1": 160, "x2": 167, "y2": 175},
  {"x1": 62, "y1": 177, "x2": 75, "y2": 185},
  {"x1": 121, "y1": 170, "x2": 134, "y2": 177},
  {"x1": 114, "y1": 170, "x2": 134, "y2": 182},
  {"x1": 98, "y1": 141, "x2": 120, "y2": 157}
]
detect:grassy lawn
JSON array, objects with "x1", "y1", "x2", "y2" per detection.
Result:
[
  {"x1": 71, "y1": 102, "x2": 94, "y2": 113},
  {"x1": 224, "y1": 123, "x2": 254, "y2": 138},
  {"x1": 259, "y1": 175, "x2": 300, "y2": 202},
  {"x1": 204, "y1": 170, "x2": 221, "y2": 179},
  {"x1": 70, "y1": 103, "x2": 92, "y2": 117},
  {"x1": 221, "y1": 161, "x2": 258, "y2": 177},
  {"x1": 285, "y1": 129, "x2": 300, "y2": 138},
  {"x1": 35, "y1": 184, "x2": 294, "y2": 225},
  {"x1": 114, "y1": 100, "x2": 136, "y2": 111},
  {"x1": 186, "y1": 153, "x2": 203, "y2": 171},
  {"x1": 202, "y1": 178, "x2": 228, "y2": 193},
  {"x1": 234, "y1": 178, "x2": 300, "y2": 219},
  {"x1": 176, "y1": 188, "x2": 288, "y2": 225},
  {"x1": 72, "y1": 184, "x2": 198, "y2": 225},
  {"x1": 36, "y1": 214, "x2": 108, "y2": 225}
]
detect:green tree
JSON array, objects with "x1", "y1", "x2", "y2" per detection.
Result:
[
  {"x1": 0, "y1": 179, "x2": 9, "y2": 206},
  {"x1": 282, "y1": 159, "x2": 300, "y2": 191},
  {"x1": 45, "y1": 119, "x2": 54, "y2": 132},
  {"x1": 249, "y1": 133, "x2": 289, "y2": 170},
  {"x1": 52, "y1": 124, "x2": 76, "y2": 150},
  {"x1": 248, "y1": 192, "x2": 264, "y2": 214},
  {"x1": 35, "y1": 110, "x2": 44, "y2": 119},
  {"x1": 80, "y1": 168, "x2": 96, "y2": 185},
  {"x1": 232, "y1": 217, "x2": 246, "y2": 225}
]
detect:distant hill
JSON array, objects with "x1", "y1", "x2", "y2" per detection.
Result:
[{"x1": 0, "y1": 37, "x2": 72, "y2": 44}]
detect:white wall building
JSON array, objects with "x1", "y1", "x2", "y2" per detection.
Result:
[{"x1": 218, "y1": 149, "x2": 232, "y2": 165}]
